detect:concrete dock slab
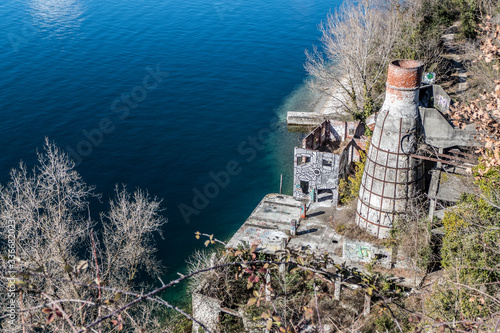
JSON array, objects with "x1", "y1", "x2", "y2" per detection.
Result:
[
  {"x1": 226, "y1": 194, "x2": 344, "y2": 262},
  {"x1": 225, "y1": 194, "x2": 302, "y2": 253},
  {"x1": 226, "y1": 193, "x2": 425, "y2": 288},
  {"x1": 287, "y1": 204, "x2": 343, "y2": 262}
]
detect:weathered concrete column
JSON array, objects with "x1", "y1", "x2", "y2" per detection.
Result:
[
  {"x1": 334, "y1": 276, "x2": 341, "y2": 301},
  {"x1": 356, "y1": 60, "x2": 424, "y2": 238},
  {"x1": 192, "y1": 293, "x2": 221, "y2": 332},
  {"x1": 363, "y1": 293, "x2": 371, "y2": 317}
]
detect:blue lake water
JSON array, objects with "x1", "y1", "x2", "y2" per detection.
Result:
[{"x1": 0, "y1": 0, "x2": 341, "y2": 303}]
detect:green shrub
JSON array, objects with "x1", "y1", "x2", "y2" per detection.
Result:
[
  {"x1": 434, "y1": 166, "x2": 500, "y2": 322},
  {"x1": 339, "y1": 149, "x2": 367, "y2": 204},
  {"x1": 455, "y1": 0, "x2": 478, "y2": 39}
]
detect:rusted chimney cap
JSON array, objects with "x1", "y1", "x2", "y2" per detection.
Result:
[{"x1": 386, "y1": 59, "x2": 424, "y2": 90}]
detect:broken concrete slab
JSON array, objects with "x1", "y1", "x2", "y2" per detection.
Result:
[
  {"x1": 225, "y1": 194, "x2": 302, "y2": 254},
  {"x1": 420, "y1": 107, "x2": 479, "y2": 149},
  {"x1": 287, "y1": 206, "x2": 342, "y2": 261}
]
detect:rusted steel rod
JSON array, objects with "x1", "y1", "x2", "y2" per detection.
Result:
[
  {"x1": 449, "y1": 149, "x2": 477, "y2": 159},
  {"x1": 409, "y1": 154, "x2": 476, "y2": 167},
  {"x1": 433, "y1": 152, "x2": 477, "y2": 164}
]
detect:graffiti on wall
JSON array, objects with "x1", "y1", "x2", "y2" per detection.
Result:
[
  {"x1": 432, "y1": 85, "x2": 451, "y2": 113},
  {"x1": 436, "y1": 95, "x2": 449, "y2": 112},
  {"x1": 343, "y1": 239, "x2": 392, "y2": 268},
  {"x1": 294, "y1": 120, "x2": 366, "y2": 207},
  {"x1": 357, "y1": 246, "x2": 371, "y2": 259},
  {"x1": 293, "y1": 147, "x2": 340, "y2": 204}
]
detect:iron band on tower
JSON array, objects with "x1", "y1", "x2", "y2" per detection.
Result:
[{"x1": 355, "y1": 60, "x2": 425, "y2": 238}]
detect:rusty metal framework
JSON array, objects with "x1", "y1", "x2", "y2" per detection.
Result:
[
  {"x1": 355, "y1": 60, "x2": 424, "y2": 238},
  {"x1": 410, "y1": 151, "x2": 477, "y2": 168}
]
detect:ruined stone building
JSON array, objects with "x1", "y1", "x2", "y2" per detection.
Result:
[
  {"x1": 292, "y1": 60, "x2": 480, "y2": 239},
  {"x1": 194, "y1": 59, "x2": 482, "y2": 331},
  {"x1": 292, "y1": 120, "x2": 367, "y2": 205},
  {"x1": 356, "y1": 60, "x2": 479, "y2": 238}
]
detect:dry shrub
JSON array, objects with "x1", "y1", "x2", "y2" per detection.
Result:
[
  {"x1": 318, "y1": 287, "x2": 366, "y2": 331},
  {"x1": 0, "y1": 139, "x2": 168, "y2": 332},
  {"x1": 185, "y1": 249, "x2": 229, "y2": 299},
  {"x1": 391, "y1": 194, "x2": 433, "y2": 271},
  {"x1": 331, "y1": 200, "x2": 384, "y2": 245}
]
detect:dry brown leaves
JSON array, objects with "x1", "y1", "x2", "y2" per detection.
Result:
[{"x1": 450, "y1": 18, "x2": 500, "y2": 173}]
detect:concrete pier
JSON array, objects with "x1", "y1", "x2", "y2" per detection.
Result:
[{"x1": 286, "y1": 111, "x2": 326, "y2": 127}]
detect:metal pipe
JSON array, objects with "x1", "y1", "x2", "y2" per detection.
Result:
[{"x1": 279, "y1": 174, "x2": 283, "y2": 194}]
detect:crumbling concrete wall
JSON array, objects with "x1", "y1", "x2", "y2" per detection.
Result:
[
  {"x1": 338, "y1": 138, "x2": 366, "y2": 180},
  {"x1": 192, "y1": 293, "x2": 221, "y2": 332},
  {"x1": 329, "y1": 120, "x2": 364, "y2": 142},
  {"x1": 420, "y1": 107, "x2": 479, "y2": 149},
  {"x1": 302, "y1": 120, "x2": 364, "y2": 150},
  {"x1": 343, "y1": 239, "x2": 392, "y2": 269},
  {"x1": 302, "y1": 120, "x2": 330, "y2": 150},
  {"x1": 419, "y1": 84, "x2": 451, "y2": 113}
]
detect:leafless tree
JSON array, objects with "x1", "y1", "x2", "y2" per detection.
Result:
[
  {"x1": 0, "y1": 138, "x2": 167, "y2": 332},
  {"x1": 101, "y1": 185, "x2": 165, "y2": 288},
  {"x1": 305, "y1": 0, "x2": 401, "y2": 120}
]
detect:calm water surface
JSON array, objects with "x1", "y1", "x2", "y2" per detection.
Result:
[{"x1": 0, "y1": 0, "x2": 341, "y2": 302}]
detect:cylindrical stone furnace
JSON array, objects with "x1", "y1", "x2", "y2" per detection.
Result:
[{"x1": 355, "y1": 60, "x2": 424, "y2": 238}]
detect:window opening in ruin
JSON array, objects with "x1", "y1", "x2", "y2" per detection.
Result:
[
  {"x1": 374, "y1": 254, "x2": 388, "y2": 260},
  {"x1": 323, "y1": 159, "x2": 332, "y2": 167},
  {"x1": 300, "y1": 181, "x2": 309, "y2": 194},
  {"x1": 297, "y1": 155, "x2": 311, "y2": 165}
]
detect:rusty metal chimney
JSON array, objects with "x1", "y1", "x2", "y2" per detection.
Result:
[{"x1": 355, "y1": 60, "x2": 424, "y2": 238}]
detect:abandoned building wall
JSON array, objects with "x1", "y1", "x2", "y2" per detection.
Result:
[
  {"x1": 348, "y1": 121, "x2": 365, "y2": 139},
  {"x1": 356, "y1": 60, "x2": 424, "y2": 239},
  {"x1": 338, "y1": 138, "x2": 367, "y2": 180},
  {"x1": 302, "y1": 120, "x2": 330, "y2": 150},
  {"x1": 329, "y1": 120, "x2": 364, "y2": 142},
  {"x1": 343, "y1": 238, "x2": 392, "y2": 269},
  {"x1": 329, "y1": 120, "x2": 347, "y2": 141},
  {"x1": 302, "y1": 120, "x2": 364, "y2": 150},
  {"x1": 352, "y1": 138, "x2": 367, "y2": 161},
  {"x1": 192, "y1": 292, "x2": 222, "y2": 333},
  {"x1": 293, "y1": 147, "x2": 340, "y2": 204},
  {"x1": 419, "y1": 84, "x2": 451, "y2": 113},
  {"x1": 296, "y1": 120, "x2": 367, "y2": 206}
]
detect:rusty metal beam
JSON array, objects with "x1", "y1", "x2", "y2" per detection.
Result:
[
  {"x1": 433, "y1": 152, "x2": 477, "y2": 164},
  {"x1": 409, "y1": 154, "x2": 476, "y2": 167},
  {"x1": 449, "y1": 149, "x2": 477, "y2": 159}
]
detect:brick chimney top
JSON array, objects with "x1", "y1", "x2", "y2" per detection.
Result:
[{"x1": 386, "y1": 59, "x2": 424, "y2": 91}]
